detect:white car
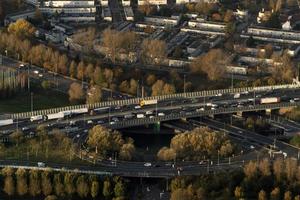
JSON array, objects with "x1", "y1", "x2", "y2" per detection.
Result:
[
  {"x1": 87, "y1": 120, "x2": 93, "y2": 124},
  {"x1": 33, "y1": 70, "x2": 39, "y2": 74},
  {"x1": 146, "y1": 110, "x2": 153, "y2": 115},
  {"x1": 134, "y1": 105, "x2": 141, "y2": 109},
  {"x1": 109, "y1": 121, "x2": 116, "y2": 125},
  {"x1": 158, "y1": 113, "x2": 165, "y2": 116},
  {"x1": 76, "y1": 134, "x2": 80, "y2": 138},
  {"x1": 112, "y1": 117, "x2": 119, "y2": 122},
  {"x1": 144, "y1": 162, "x2": 152, "y2": 167},
  {"x1": 22, "y1": 127, "x2": 29, "y2": 131},
  {"x1": 250, "y1": 145, "x2": 255, "y2": 149},
  {"x1": 38, "y1": 74, "x2": 43, "y2": 77}
]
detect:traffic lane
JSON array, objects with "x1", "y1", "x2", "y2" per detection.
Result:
[
  {"x1": 2, "y1": 90, "x2": 300, "y2": 133},
  {"x1": 201, "y1": 118, "x2": 300, "y2": 158}
]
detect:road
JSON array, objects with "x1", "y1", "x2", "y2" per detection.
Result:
[{"x1": 0, "y1": 55, "x2": 132, "y2": 100}]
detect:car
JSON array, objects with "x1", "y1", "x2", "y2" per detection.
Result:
[
  {"x1": 112, "y1": 117, "x2": 119, "y2": 122},
  {"x1": 76, "y1": 134, "x2": 80, "y2": 138},
  {"x1": 250, "y1": 145, "x2": 255, "y2": 149},
  {"x1": 238, "y1": 131, "x2": 243, "y2": 134},
  {"x1": 19, "y1": 64, "x2": 25, "y2": 68},
  {"x1": 22, "y1": 127, "x2": 29, "y2": 131},
  {"x1": 87, "y1": 120, "x2": 93, "y2": 124},
  {"x1": 38, "y1": 73, "x2": 43, "y2": 77},
  {"x1": 149, "y1": 115, "x2": 154, "y2": 119},
  {"x1": 97, "y1": 120, "x2": 104, "y2": 124},
  {"x1": 158, "y1": 113, "x2": 165, "y2": 116},
  {"x1": 290, "y1": 99, "x2": 295, "y2": 103},
  {"x1": 144, "y1": 162, "x2": 152, "y2": 167},
  {"x1": 33, "y1": 70, "x2": 39, "y2": 74},
  {"x1": 84, "y1": 129, "x2": 88, "y2": 133},
  {"x1": 109, "y1": 121, "x2": 116, "y2": 125},
  {"x1": 134, "y1": 105, "x2": 141, "y2": 109},
  {"x1": 114, "y1": 106, "x2": 121, "y2": 110},
  {"x1": 146, "y1": 110, "x2": 153, "y2": 115},
  {"x1": 216, "y1": 93, "x2": 222, "y2": 97}
]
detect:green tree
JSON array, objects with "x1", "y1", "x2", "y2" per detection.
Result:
[
  {"x1": 103, "y1": 179, "x2": 112, "y2": 199},
  {"x1": 76, "y1": 175, "x2": 89, "y2": 198},
  {"x1": 91, "y1": 180, "x2": 100, "y2": 199},
  {"x1": 114, "y1": 180, "x2": 125, "y2": 198}
]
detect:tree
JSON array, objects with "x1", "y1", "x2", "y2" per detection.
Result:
[
  {"x1": 94, "y1": 66, "x2": 104, "y2": 86},
  {"x1": 41, "y1": 171, "x2": 52, "y2": 196},
  {"x1": 190, "y1": 49, "x2": 228, "y2": 80},
  {"x1": 76, "y1": 175, "x2": 89, "y2": 198},
  {"x1": 244, "y1": 161, "x2": 257, "y2": 180},
  {"x1": 2, "y1": 167, "x2": 15, "y2": 196},
  {"x1": 259, "y1": 158, "x2": 271, "y2": 176},
  {"x1": 53, "y1": 173, "x2": 64, "y2": 197},
  {"x1": 141, "y1": 39, "x2": 167, "y2": 64},
  {"x1": 270, "y1": 187, "x2": 280, "y2": 200},
  {"x1": 295, "y1": 195, "x2": 300, "y2": 200},
  {"x1": 76, "y1": 61, "x2": 85, "y2": 80},
  {"x1": 157, "y1": 147, "x2": 176, "y2": 161},
  {"x1": 85, "y1": 63, "x2": 94, "y2": 81},
  {"x1": 8, "y1": 19, "x2": 36, "y2": 38},
  {"x1": 91, "y1": 180, "x2": 100, "y2": 199},
  {"x1": 34, "y1": 8, "x2": 44, "y2": 23},
  {"x1": 258, "y1": 190, "x2": 267, "y2": 200},
  {"x1": 9, "y1": 130, "x2": 24, "y2": 147},
  {"x1": 285, "y1": 158, "x2": 297, "y2": 182},
  {"x1": 290, "y1": 135, "x2": 300, "y2": 148},
  {"x1": 171, "y1": 188, "x2": 192, "y2": 200},
  {"x1": 41, "y1": 80, "x2": 51, "y2": 90},
  {"x1": 266, "y1": 12, "x2": 281, "y2": 28},
  {"x1": 119, "y1": 142, "x2": 136, "y2": 160},
  {"x1": 44, "y1": 195, "x2": 58, "y2": 200},
  {"x1": 69, "y1": 61, "x2": 77, "y2": 78},
  {"x1": 29, "y1": 170, "x2": 41, "y2": 197},
  {"x1": 86, "y1": 85, "x2": 102, "y2": 104},
  {"x1": 284, "y1": 191, "x2": 292, "y2": 200},
  {"x1": 224, "y1": 10, "x2": 234, "y2": 22},
  {"x1": 114, "y1": 181, "x2": 125, "y2": 198},
  {"x1": 15, "y1": 168, "x2": 28, "y2": 196},
  {"x1": 151, "y1": 80, "x2": 174, "y2": 96},
  {"x1": 64, "y1": 173, "x2": 76, "y2": 197},
  {"x1": 103, "y1": 179, "x2": 112, "y2": 199},
  {"x1": 273, "y1": 158, "x2": 284, "y2": 181},
  {"x1": 68, "y1": 82, "x2": 84, "y2": 103},
  {"x1": 146, "y1": 74, "x2": 156, "y2": 86},
  {"x1": 234, "y1": 186, "x2": 244, "y2": 199},
  {"x1": 58, "y1": 54, "x2": 68, "y2": 75}
]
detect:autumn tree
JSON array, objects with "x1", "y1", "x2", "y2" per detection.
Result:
[
  {"x1": 64, "y1": 173, "x2": 76, "y2": 197},
  {"x1": 151, "y1": 80, "x2": 176, "y2": 96},
  {"x1": 86, "y1": 85, "x2": 102, "y2": 104},
  {"x1": 68, "y1": 82, "x2": 85, "y2": 103},
  {"x1": 141, "y1": 39, "x2": 167, "y2": 64},
  {"x1": 190, "y1": 49, "x2": 228, "y2": 80},
  {"x1": 15, "y1": 168, "x2": 28, "y2": 196},
  {"x1": 103, "y1": 179, "x2": 112, "y2": 199},
  {"x1": 2, "y1": 167, "x2": 15, "y2": 196},
  {"x1": 53, "y1": 173, "x2": 64, "y2": 197},
  {"x1": 41, "y1": 171, "x2": 52, "y2": 196},
  {"x1": 284, "y1": 191, "x2": 292, "y2": 200},
  {"x1": 8, "y1": 19, "x2": 36, "y2": 38},
  {"x1": 258, "y1": 190, "x2": 267, "y2": 200},
  {"x1": 234, "y1": 186, "x2": 244, "y2": 199},
  {"x1": 244, "y1": 161, "x2": 258, "y2": 180},
  {"x1": 270, "y1": 187, "x2": 280, "y2": 200},
  {"x1": 271, "y1": 52, "x2": 295, "y2": 83},
  {"x1": 69, "y1": 61, "x2": 77, "y2": 78},
  {"x1": 258, "y1": 158, "x2": 271, "y2": 176},
  {"x1": 29, "y1": 170, "x2": 41, "y2": 197}
]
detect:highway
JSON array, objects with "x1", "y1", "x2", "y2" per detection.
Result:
[{"x1": 2, "y1": 86, "x2": 300, "y2": 133}]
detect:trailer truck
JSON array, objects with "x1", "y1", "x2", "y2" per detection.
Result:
[
  {"x1": 140, "y1": 99, "x2": 158, "y2": 107},
  {"x1": 260, "y1": 97, "x2": 280, "y2": 104}
]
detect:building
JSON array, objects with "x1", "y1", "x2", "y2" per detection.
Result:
[
  {"x1": 4, "y1": 10, "x2": 35, "y2": 26},
  {"x1": 241, "y1": 26, "x2": 300, "y2": 44},
  {"x1": 175, "y1": 0, "x2": 218, "y2": 4},
  {"x1": 144, "y1": 16, "x2": 180, "y2": 27},
  {"x1": 100, "y1": 0, "x2": 109, "y2": 6},
  {"x1": 124, "y1": 7, "x2": 134, "y2": 21},
  {"x1": 181, "y1": 20, "x2": 226, "y2": 35},
  {"x1": 138, "y1": 0, "x2": 167, "y2": 6},
  {"x1": 43, "y1": 0, "x2": 95, "y2": 7},
  {"x1": 122, "y1": 0, "x2": 131, "y2": 6},
  {"x1": 102, "y1": 7, "x2": 112, "y2": 22}
]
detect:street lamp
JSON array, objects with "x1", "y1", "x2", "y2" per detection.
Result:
[
  {"x1": 30, "y1": 92, "x2": 34, "y2": 112},
  {"x1": 217, "y1": 150, "x2": 220, "y2": 166}
]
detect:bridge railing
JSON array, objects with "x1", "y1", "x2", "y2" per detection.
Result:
[
  {"x1": 108, "y1": 101, "x2": 300, "y2": 129},
  {"x1": 10, "y1": 83, "x2": 300, "y2": 119}
]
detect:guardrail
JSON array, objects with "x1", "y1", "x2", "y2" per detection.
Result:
[
  {"x1": 108, "y1": 102, "x2": 300, "y2": 129},
  {"x1": 9, "y1": 83, "x2": 300, "y2": 119}
]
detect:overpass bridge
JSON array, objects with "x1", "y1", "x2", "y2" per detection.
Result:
[{"x1": 7, "y1": 83, "x2": 300, "y2": 120}]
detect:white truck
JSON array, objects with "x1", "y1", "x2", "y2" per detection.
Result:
[
  {"x1": 0, "y1": 119, "x2": 13, "y2": 127},
  {"x1": 37, "y1": 162, "x2": 46, "y2": 167},
  {"x1": 260, "y1": 97, "x2": 280, "y2": 104},
  {"x1": 140, "y1": 99, "x2": 158, "y2": 107},
  {"x1": 45, "y1": 112, "x2": 64, "y2": 120},
  {"x1": 30, "y1": 115, "x2": 43, "y2": 122}
]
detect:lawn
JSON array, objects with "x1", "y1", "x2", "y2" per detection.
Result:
[{"x1": 0, "y1": 84, "x2": 71, "y2": 114}]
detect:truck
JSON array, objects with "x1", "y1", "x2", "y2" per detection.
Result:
[
  {"x1": 0, "y1": 119, "x2": 13, "y2": 127},
  {"x1": 37, "y1": 162, "x2": 46, "y2": 167},
  {"x1": 45, "y1": 112, "x2": 64, "y2": 120},
  {"x1": 140, "y1": 99, "x2": 158, "y2": 107},
  {"x1": 30, "y1": 115, "x2": 43, "y2": 122},
  {"x1": 70, "y1": 108, "x2": 88, "y2": 115},
  {"x1": 260, "y1": 97, "x2": 280, "y2": 104}
]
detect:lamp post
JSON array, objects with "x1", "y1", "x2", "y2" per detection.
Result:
[{"x1": 30, "y1": 92, "x2": 34, "y2": 112}]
